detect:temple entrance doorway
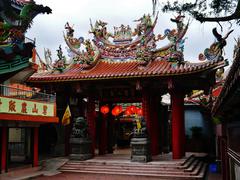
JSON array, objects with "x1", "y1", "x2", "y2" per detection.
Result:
[{"x1": 97, "y1": 103, "x2": 142, "y2": 158}]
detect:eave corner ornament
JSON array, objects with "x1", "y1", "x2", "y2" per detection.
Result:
[{"x1": 198, "y1": 28, "x2": 233, "y2": 61}]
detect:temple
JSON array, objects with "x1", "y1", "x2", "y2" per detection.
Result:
[{"x1": 27, "y1": 13, "x2": 229, "y2": 162}]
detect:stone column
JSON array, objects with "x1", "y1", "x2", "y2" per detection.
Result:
[{"x1": 171, "y1": 91, "x2": 185, "y2": 159}]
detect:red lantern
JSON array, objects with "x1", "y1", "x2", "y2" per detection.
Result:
[
  {"x1": 136, "y1": 107, "x2": 143, "y2": 116},
  {"x1": 124, "y1": 109, "x2": 132, "y2": 116},
  {"x1": 111, "y1": 108, "x2": 116, "y2": 116},
  {"x1": 129, "y1": 105, "x2": 137, "y2": 114},
  {"x1": 112, "y1": 105, "x2": 122, "y2": 116},
  {"x1": 100, "y1": 105, "x2": 109, "y2": 115}
]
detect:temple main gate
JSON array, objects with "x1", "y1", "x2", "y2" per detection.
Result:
[{"x1": 28, "y1": 14, "x2": 228, "y2": 160}]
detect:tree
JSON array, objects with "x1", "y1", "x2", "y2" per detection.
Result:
[{"x1": 153, "y1": 0, "x2": 240, "y2": 25}]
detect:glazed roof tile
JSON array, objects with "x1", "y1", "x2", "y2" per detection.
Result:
[{"x1": 28, "y1": 58, "x2": 227, "y2": 82}]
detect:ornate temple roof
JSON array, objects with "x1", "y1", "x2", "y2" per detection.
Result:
[
  {"x1": 29, "y1": 58, "x2": 226, "y2": 82},
  {"x1": 29, "y1": 14, "x2": 230, "y2": 83}
]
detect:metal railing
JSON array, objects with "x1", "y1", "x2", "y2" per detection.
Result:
[{"x1": 0, "y1": 84, "x2": 56, "y2": 103}]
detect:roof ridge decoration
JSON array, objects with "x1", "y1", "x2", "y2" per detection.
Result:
[
  {"x1": 62, "y1": 13, "x2": 189, "y2": 69},
  {"x1": 45, "y1": 45, "x2": 68, "y2": 72},
  {"x1": 40, "y1": 13, "x2": 231, "y2": 74}
]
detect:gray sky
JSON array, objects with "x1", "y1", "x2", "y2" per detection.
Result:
[{"x1": 26, "y1": 0, "x2": 240, "y2": 64}]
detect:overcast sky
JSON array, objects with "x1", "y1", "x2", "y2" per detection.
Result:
[{"x1": 26, "y1": 0, "x2": 240, "y2": 64}]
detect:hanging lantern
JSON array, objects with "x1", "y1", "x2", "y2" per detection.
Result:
[
  {"x1": 124, "y1": 109, "x2": 132, "y2": 116},
  {"x1": 111, "y1": 105, "x2": 122, "y2": 116},
  {"x1": 100, "y1": 105, "x2": 109, "y2": 115},
  {"x1": 136, "y1": 107, "x2": 143, "y2": 116},
  {"x1": 111, "y1": 108, "x2": 117, "y2": 116},
  {"x1": 112, "y1": 107, "x2": 118, "y2": 116},
  {"x1": 115, "y1": 105, "x2": 123, "y2": 115},
  {"x1": 129, "y1": 105, "x2": 137, "y2": 114}
]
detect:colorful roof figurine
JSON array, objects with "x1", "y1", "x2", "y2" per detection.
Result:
[
  {"x1": 198, "y1": 28, "x2": 233, "y2": 61},
  {"x1": 0, "y1": 0, "x2": 52, "y2": 75},
  {"x1": 28, "y1": 14, "x2": 229, "y2": 83}
]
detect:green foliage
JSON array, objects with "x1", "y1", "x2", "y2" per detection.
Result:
[
  {"x1": 210, "y1": 0, "x2": 236, "y2": 14},
  {"x1": 160, "y1": 0, "x2": 240, "y2": 24}
]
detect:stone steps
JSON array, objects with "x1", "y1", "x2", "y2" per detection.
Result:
[
  {"x1": 61, "y1": 166, "x2": 188, "y2": 175},
  {"x1": 62, "y1": 164, "x2": 183, "y2": 172},
  {"x1": 59, "y1": 155, "x2": 208, "y2": 180},
  {"x1": 60, "y1": 168, "x2": 207, "y2": 180},
  {"x1": 66, "y1": 161, "x2": 183, "y2": 169}
]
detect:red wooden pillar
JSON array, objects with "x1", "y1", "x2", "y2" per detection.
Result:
[
  {"x1": 1, "y1": 127, "x2": 7, "y2": 173},
  {"x1": 87, "y1": 96, "x2": 96, "y2": 155},
  {"x1": 171, "y1": 91, "x2": 185, "y2": 159},
  {"x1": 107, "y1": 110, "x2": 114, "y2": 154},
  {"x1": 142, "y1": 88, "x2": 150, "y2": 134},
  {"x1": 142, "y1": 89, "x2": 160, "y2": 155},
  {"x1": 99, "y1": 115, "x2": 107, "y2": 155},
  {"x1": 33, "y1": 127, "x2": 39, "y2": 167},
  {"x1": 150, "y1": 96, "x2": 160, "y2": 155}
]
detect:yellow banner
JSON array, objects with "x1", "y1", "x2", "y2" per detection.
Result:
[
  {"x1": 0, "y1": 96, "x2": 55, "y2": 117},
  {"x1": 62, "y1": 105, "x2": 71, "y2": 126}
]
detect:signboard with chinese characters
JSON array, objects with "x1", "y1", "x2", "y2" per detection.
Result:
[{"x1": 0, "y1": 96, "x2": 55, "y2": 117}]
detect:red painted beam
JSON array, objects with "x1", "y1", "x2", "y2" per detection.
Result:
[
  {"x1": 33, "y1": 127, "x2": 39, "y2": 167},
  {"x1": 0, "y1": 114, "x2": 59, "y2": 123},
  {"x1": 1, "y1": 127, "x2": 7, "y2": 173}
]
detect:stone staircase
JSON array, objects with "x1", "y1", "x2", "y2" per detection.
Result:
[{"x1": 59, "y1": 155, "x2": 208, "y2": 180}]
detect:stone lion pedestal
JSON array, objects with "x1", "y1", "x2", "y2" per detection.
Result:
[
  {"x1": 130, "y1": 117, "x2": 151, "y2": 162},
  {"x1": 69, "y1": 117, "x2": 92, "y2": 160},
  {"x1": 69, "y1": 138, "x2": 92, "y2": 160}
]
